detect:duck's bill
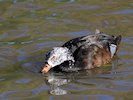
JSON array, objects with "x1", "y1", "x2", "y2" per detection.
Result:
[{"x1": 41, "y1": 64, "x2": 51, "y2": 73}]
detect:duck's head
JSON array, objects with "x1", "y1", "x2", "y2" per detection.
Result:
[{"x1": 41, "y1": 47, "x2": 74, "y2": 73}]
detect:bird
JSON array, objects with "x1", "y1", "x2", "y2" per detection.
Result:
[{"x1": 41, "y1": 29, "x2": 122, "y2": 73}]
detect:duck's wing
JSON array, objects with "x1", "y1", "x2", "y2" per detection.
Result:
[
  {"x1": 62, "y1": 34, "x2": 98, "y2": 53},
  {"x1": 73, "y1": 35, "x2": 121, "y2": 69},
  {"x1": 73, "y1": 42, "x2": 111, "y2": 70},
  {"x1": 59, "y1": 34, "x2": 121, "y2": 72},
  {"x1": 62, "y1": 31, "x2": 121, "y2": 54}
]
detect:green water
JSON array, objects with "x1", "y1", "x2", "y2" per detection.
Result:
[{"x1": 0, "y1": 0, "x2": 133, "y2": 100}]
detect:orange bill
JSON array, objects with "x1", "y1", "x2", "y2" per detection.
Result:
[{"x1": 41, "y1": 64, "x2": 51, "y2": 73}]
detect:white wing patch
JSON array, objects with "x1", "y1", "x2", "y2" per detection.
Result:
[{"x1": 110, "y1": 44, "x2": 117, "y2": 58}]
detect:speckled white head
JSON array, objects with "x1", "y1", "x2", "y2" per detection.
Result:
[{"x1": 45, "y1": 47, "x2": 74, "y2": 68}]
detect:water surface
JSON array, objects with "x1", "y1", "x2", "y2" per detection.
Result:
[{"x1": 0, "y1": 0, "x2": 133, "y2": 100}]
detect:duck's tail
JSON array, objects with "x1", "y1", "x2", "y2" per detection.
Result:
[
  {"x1": 114, "y1": 35, "x2": 122, "y2": 46},
  {"x1": 113, "y1": 35, "x2": 122, "y2": 52}
]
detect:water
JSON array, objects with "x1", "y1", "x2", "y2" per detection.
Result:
[{"x1": 0, "y1": 0, "x2": 133, "y2": 100}]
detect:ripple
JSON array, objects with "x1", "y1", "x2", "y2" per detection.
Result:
[
  {"x1": 113, "y1": 80, "x2": 133, "y2": 87},
  {"x1": 46, "y1": 33, "x2": 67, "y2": 37},
  {"x1": 47, "y1": 18, "x2": 91, "y2": 27},
  {"x1": 21, "y1": 40, "x2": 33, "y2": 44},
  {"x1": 69, "y1": 30, "x2": 92, "y2": 37},
  {"x1": 16, "y1": 79, "x2": 32, "y2": 84},
  {"x1": 45, "y1": 12, "x2": 69, "y2": 19},
  {"x1": 50, "y1": 94, "x2": 114, "y2": 100},
  {"x1": 46, "y1": 30, "x2": 91, "y2": 37},
  {"x1": 97, "y1": 71, "x2": 133, "y2": 78},
  {"x1": 0, "y1": 46, "x2": 17, "y2": 68},
  {"x1": 18, "y1": 41, "x2": 63, "y2": 55},
  {"x1": 22, "y1": 62, "x2": 42, "y2": 73},
  {"x1": 115, "y1": 66, "x2": 133, "y2": 72},
  {"x1": 0, "y1": 42, "x2": 16, "y2": 45},
  {"x1": 4, "y1": 30, "x2": 29, "y2": 38},
  {"x1": 0, "y1": 78, "x2": 5, "y2": 82},
  {"x1": 0, "y1": 84, "x2": 49, "y2": 100},
  {"x1": 122, "y1": 37, "x2": 133, "y2": 45},
  {"x1": 0, "y1": 17, "x2": 5, "y2": 21},
  {"x1": 49, "y1": 4, "x2": 100, "y2": 11},
  {"x1": 36, "y1": 41, "x2": 63, "y2": 49},
  {"x1": 110, "y1": 9, "x2": 133, "y2": 15},
  {"x1": 67, "y1": 83, "x2": 87, "y2": 91},
  {"x1": 97, "y1": 9, "x2": 133, "y2": 16},
  {"x1": 119, "y1": 51, "x2": 133, "y2": 55},
  {"x1": 120, "y1": 59, "x2": 133, "y2": 64},
  {"x1": 0, "y1": 35, "x2": 8, "y2": 39},
  {"x1": 55, "y1": 0, "x2": 75, "y2": 3},
  {"x1": 22, "y1": 63, "x2": 32, "y2": 67},
  {"x1": 11, "y1": 3, "x2": 44, "y2": 10}
]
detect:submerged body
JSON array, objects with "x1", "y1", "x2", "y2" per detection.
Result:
[{"x1": 41, "y1": 30, "x2": 121, "y2": 73}]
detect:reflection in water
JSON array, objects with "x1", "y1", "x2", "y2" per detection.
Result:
[
  {"x1": 43, "y1": 57, "x2": 118, "y2": 95},
  {"x1": 44, "y1": 72, "x2": 69, "y2": 95},
  {"x1": 0, "y1": 84, "x2": 49, "y2": 100}
]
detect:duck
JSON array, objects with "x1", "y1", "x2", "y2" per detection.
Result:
[{"x1": 41, "y1": 29, "x2": 122, "y2": 73}]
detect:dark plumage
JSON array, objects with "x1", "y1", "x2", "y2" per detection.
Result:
[{"x1": 41, "y1": 30, "x2": 122, "y2": 73}]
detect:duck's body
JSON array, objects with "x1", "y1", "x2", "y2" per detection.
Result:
[{"x1": 41, "y1": 30, "x2": 121, "y2": 73}]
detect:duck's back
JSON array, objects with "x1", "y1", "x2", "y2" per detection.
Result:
[
  {"x1": 62, "y1": 35, "x2": 95, "y2": 53},
  {"x1": 62, "y1": 32, "x2": 118, "y2": 54}
]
